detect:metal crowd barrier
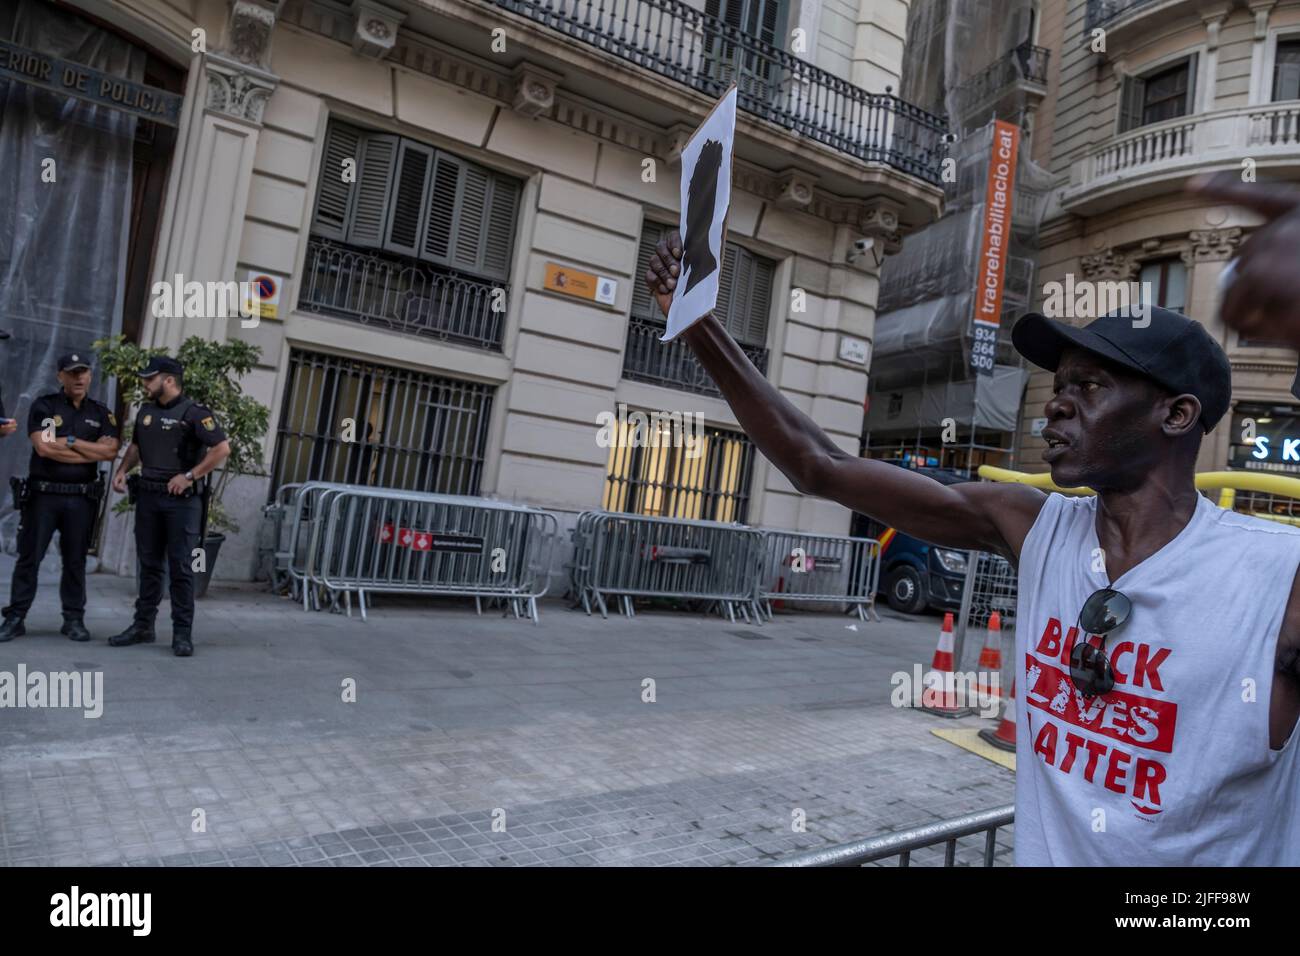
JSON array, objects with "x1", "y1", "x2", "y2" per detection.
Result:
[
  {"x1": 756, "y1": 530, "x2": 882, "y2": 622},
  {"x1": 772, "y1": 805, "x2": 1015, "y2": 867},
  {"x1": 569, "y1": 511, "x2": 765, "y2": 623},
  {"x1": 953, "y1": 548, "x2": 1018, "y2": 666},
  {"x1": 265, "y1": 481, "x2": 557, "y2": 622}
]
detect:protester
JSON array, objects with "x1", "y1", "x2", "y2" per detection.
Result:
[{"x1": 644, "y1": 229, "x2": 1300, "y2": 865}]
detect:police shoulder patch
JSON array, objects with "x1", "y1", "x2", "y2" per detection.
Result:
[
  {"x1": 143, "y1": 414, "x2": 152, "y2": 427},
  {"x1": 201, "y1": 416, "x2": 215, "y2": 431},
  {"x1": 108, "y1": 412, "x2": 117, "y2": 427}
]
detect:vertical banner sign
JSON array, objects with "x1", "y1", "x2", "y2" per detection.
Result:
[{"x1": 970, "y1": 120, "x2": 1020, "y2": 376}]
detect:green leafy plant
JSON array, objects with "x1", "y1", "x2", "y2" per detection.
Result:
[{"x1": 93, "y1": 335, "x2": 270, "y2": 534}]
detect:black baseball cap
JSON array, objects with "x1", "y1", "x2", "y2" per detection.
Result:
[
  {"x1": 1012, "y1": 305, "x2": 1232, "y2": 432},
  {"x1": 137, "y1": 355, "x2": 183, "y2": 378},
  {"x1": 58, "y1": 352, "x2": 92, "y2": 372}
]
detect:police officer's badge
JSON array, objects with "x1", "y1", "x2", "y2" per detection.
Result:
[
  {"x1": 109, "y1": 412, "x2": 117, "y2": 427},
  {"x1": 53, "y1": 415, "x2": 63, "y2": 427},
  {"x1": 143, "y1": 414, "x2": 152, "y2": 427},
  {"x1": 201, "y1": 416, "x2": 215, "y2": 431}
]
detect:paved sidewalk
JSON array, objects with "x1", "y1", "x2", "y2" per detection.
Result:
[{"x1": 0, "y1": 560, "x2": 1015, "y2": 866}]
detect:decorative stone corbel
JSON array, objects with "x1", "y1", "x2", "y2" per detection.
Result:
[
  {"x1": 1080, "y1": 249, "x2": 1140, "y2": 280},
  {"x1": 774, "y1": 169, "x2": 817, "y2": 210},
  {"x1": 857, "y1": 199, "x2": 903, "y2": 256},
  {"x1": 226, "y1": 0, "x2": 281, "y2": 71},
  {"x1": 1250, "y1": 1, "x2": 1276, "y2": 41},
  {"x1": 351, "y1": 0, "x2": 406, "y2": 60},
  {"x1": 512, "y1": 63, "x2": 562, "y2": 117},
  {"x1": 663, "y1": 122, "x2": 694, "y2": 166}
]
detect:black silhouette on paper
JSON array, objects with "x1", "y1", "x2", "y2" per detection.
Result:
[{"x1": 681, "y1": 138, "x2": 724, "y2": 296}]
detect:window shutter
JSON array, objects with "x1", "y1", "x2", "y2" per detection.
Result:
[
  {"x1": 725, "y1": 246, "x2": 754, "y2": 341},
  {"x1": 313, "y1": 121, "x2": 361, "y2": 240},
  {"x1": 1185, "y1": 51, "x2": 1200, "y2": 114},
  {"x1": 1118, "y1": 74, "x2": 1144, "y2": 133},
  {"x1": 450, "y1": 164, "x2": 491, "y2": 273},
  {"x1": 716, "y1": 242, "x2": 739, "y2": 332},
  {"x1": 346, "y1": 134, "x2": 398, "y2": 248},
  {"x1": 630, "y1": 223, "x2": 667, "y2": 321},
  {"x1": 422, "y1": 152, "x2": 463, "y2": 266},
  {"x1": 754, "y1": 0, "x2": 784, "y2": 46},
  {"x1": 384, "y1": 140, "x2": 434, "y2": 257},
  {"x1": 744, "y1": 257, "x2": 773, "y2": 345},
  {"x1": 480, "y1": 175, "x2": 520, "y2": 280}
]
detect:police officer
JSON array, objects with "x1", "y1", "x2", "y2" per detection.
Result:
[
  {"x1": 0, "y1": 329, "x2": 17, "y2": 440},
  {"x1": 110, "y1": 356, "x2": 229, "y2": 657},
  {"x1": 0, "y1": 353, "x2": 120, "y2": 642}
]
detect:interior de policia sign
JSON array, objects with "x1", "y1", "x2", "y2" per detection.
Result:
[{"x1": 0, "y1": 40, "x2": 182, "y2": 127}]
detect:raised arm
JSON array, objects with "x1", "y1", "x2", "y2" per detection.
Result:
[{"x1": 647, "y1": 230, "x2": 1045, "y2": 560}]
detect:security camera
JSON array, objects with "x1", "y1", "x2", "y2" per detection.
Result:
[{"x1": 847, "y1": 237, "x2": 879, "y2": 266}]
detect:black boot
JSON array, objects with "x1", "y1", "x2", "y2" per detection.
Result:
[
  {"x1": 109, "y1": 621, "x2": 156, "y2": 646},
  {"x1": 171, "y1": 629, "x2": 193, "y2": 657},
  {"x1": 61, "y1": 619, "x2": 91, "y2": 642},
  {"x1": 0, "y1": 616, "x2": 25, "y2": 642}
]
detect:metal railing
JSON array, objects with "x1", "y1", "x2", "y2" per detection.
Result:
[
  {"x1": 269, "y1": 481, "x2": 558, "y2": 622},
  {"x1": 569, "y1": 510, "x2": 765, "y2": 622},
  {"x1": 487, "y1": 0, "x2": 948, "y2": 184},
  {"x1": 622, "y1": 314, "x2": 769, "y2": 397},
  {"x1": 1085, "y1": 0, "x2": 1160, "y2": 31},
  {"x1": 953, "y1": 42, "x2": 1050, "y2": 117},
  {"x1": 300, "y1": 236, "x2": 506, "y2": 350},
  {"x1": 773, "y1": 805, "x2": 1015, "y2": 866},
  {"x1": 756, "y1": 530, "x2": 882, "y2": 622},
  {"x1": 953, "y1": 548, "x2": 1017, "y2": 667}
]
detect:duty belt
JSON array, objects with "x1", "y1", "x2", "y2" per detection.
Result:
[
  {"x1": 132, "y1": 476, "x2": 195, "y2": 497},
  {"x1": 32, "y1": 479, "x2": 96, "y2": 495}
]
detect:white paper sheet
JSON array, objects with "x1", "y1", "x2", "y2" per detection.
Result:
[{"x1": 662, "y1": 86, "x2": 737, "y2": 341}]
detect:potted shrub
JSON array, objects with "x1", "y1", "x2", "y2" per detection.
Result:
[{"x1": 93, "y1": 335, "x2": 270, "y2": 596}]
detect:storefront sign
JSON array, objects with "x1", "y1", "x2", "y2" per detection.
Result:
[
  {"x1": 544, "y1": 263, "x2": 617, "y2": 305},
  {"x1": 969, "y1": 120, "x2": 1020, "y2": 377},
  {"x1": 0, "y1": 40, "x2": 182, "y2": 127}
]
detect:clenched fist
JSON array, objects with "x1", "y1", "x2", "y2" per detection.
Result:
[{"x1": 643, "y1": 230, "x2": 684, "y2": 320}]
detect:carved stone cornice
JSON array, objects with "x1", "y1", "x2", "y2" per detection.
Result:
[
  {"x1": 1189, "y1": 227, "x2": 1243, "y2": 262},
  {"x1": 205, "y1": 53, "x2": 278, "y2": 124}
]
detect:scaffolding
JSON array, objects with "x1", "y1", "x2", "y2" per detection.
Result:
[{"x1": 866, "y1": 0, "x2": 1055, "y2": 474}]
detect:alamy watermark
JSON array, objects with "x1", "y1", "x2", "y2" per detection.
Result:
[
  {"x1": 150, "y1": 274, "x2": 266, "y2": 328},
  {"x1": 1041, "y1": 276, "x2": 1154, "y2": 327},
  {"x1": 596, "y1": 403, "x2": 705, "y2": 459},
  {"x1": 0, "y1": 666, "x2": 103, "y2": 718},
  {"x1": 890, "y1": 664, "x2": 1001, "y2": 718}
]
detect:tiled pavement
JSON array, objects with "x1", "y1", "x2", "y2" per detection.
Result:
[{"x1": 0, "y1": 556, "x2": 1015, "y2": 866}]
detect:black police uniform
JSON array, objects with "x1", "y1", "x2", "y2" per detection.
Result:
[
  {"x1": 125, "y1": 392, "x2": 226, "y2": 645},
  {"x1": 1, "y1": 387, "x2": 118, "y2": 639}
]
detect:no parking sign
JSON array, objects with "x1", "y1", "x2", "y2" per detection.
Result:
[{"x1": 243, "y1": 271, "x2": 283, "y2": 320}]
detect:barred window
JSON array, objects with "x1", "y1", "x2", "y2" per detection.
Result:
[
  {"x1": 602, "y1": 412, "x2": 756, "y2": 523},
  {"x1": 302, "y1": 120, "x2": 521, "y2": 349},
  {"x1": 270, "y1": 349, "x2": 494, "y2": 497},
  {"x1": 624, "y1": 221, "x2": 774, "y2": 395}
]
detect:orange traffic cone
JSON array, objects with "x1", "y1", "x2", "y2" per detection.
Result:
[
  {"x1": 922, "y1": 612, "x2": 972, "y2": 718},
  {"x1": 975, "y1": 611, "x2": 1004, "y2": 700},
  {"x1": 979, "y1": 678, "x2": 1017, "y2": 751}
]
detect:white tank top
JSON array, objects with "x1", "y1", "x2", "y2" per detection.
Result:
[{"x1": 1014, "y1": 492, "x2": 1300, "y2": 865}]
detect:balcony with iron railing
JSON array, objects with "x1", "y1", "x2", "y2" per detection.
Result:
[
  {"x1": 622, "y1": 314, "x2": 768, "y2": 397},
  {"x1": 1061, "y1": 101, "x2": 1300, "y2": 214},
  {"x1": 300, "y1": 236, "x2": 506, "y2": 350},
  {"x1": 484, "y1": 0, "x2": 949, "y2": 185},
  {"x1": 1085, "y1": 0, "x2": 1186, "y2": 41},
  {"x1": 952, "y1": 42, "x2": 1050, "y2": 125}
]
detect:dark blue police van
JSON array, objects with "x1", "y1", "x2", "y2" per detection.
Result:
[{"x1": 850, "y1": 457, "x2": 971, "y2": 615}]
